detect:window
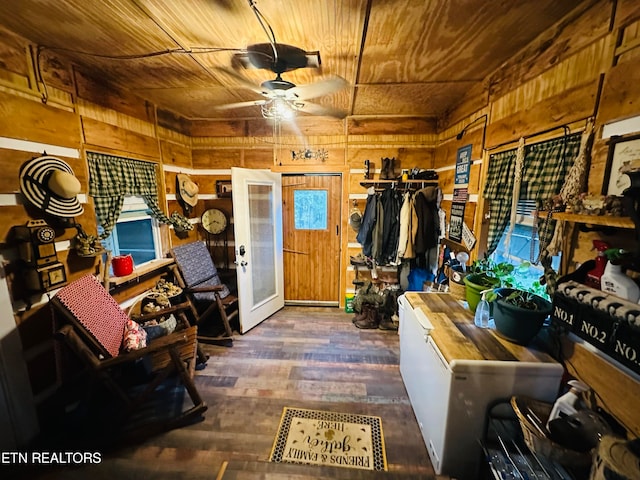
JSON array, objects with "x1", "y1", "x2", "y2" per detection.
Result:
[
  {"x1": 491, "y1": 199, "x2": 559, "y2": 298},
  {"x1": 293, "y1": 190, "x2": 328, "y2": 230},
  {"x1": 100, "y1": 196, "x2": 162, "y2": 268}
]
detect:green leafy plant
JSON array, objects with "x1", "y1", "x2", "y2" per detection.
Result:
[
  {"x1": 491, "y1": 289, "x2": 543, "y2": 310},
  {"x1": 471, "y1": 256, "x2": 549, "y2": 305},
  {"x1": 468, "y1": 256, "x2": 514, "y2": 287}
]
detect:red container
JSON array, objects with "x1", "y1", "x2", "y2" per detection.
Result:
[{"x1": 112, "y1": 254, "x2": 134, "y2": 276}]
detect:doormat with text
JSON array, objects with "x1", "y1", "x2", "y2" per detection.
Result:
[{"x1": 269, "y1": 407, "x2": 387, "y2": 471}]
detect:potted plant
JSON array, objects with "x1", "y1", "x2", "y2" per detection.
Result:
[
  {"x1": 462, "y1": 257, "x2": 513, "y2": 312},
  {"x1": 487, "y1": 287, "x2": 552, "y2": 345}
]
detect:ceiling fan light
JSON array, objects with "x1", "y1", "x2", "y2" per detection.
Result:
[
  {"x1": 281, "y1": 108, "x2": 295, "y2": 120},
  {"x1": 261, "y1": 99, "x2": 296, "y2": 121}
]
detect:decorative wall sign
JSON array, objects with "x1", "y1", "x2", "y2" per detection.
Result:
[
  {"x1": 449, "y1": 144, "x2": 472, "y2": 243},
  {"x1": 455, "y1": 144, "x2": 472, "y2": 185},
  {"x1": 291, "y1": 148, "x2": 328, "y2": 162},
  {"x1": 449, "y1": 200, "x2": 466, "y2": 243},
  {"x1": 461, "y1": 221, "x2": 477, "y2": 250},
  {"x1": 604, "y1": 134, "x2": 640, "y2": 196}
]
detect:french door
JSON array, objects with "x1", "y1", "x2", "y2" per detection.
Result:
[{"x1": 231, "y1": 167, "x2": 284, "y2": 333}]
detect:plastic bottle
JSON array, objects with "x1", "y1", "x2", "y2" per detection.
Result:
[
  {"x1": 585, "y1": 240, "x2": 610, "y2": 289},
  {"x1": 474, "y1": 289, "x2": 491, "y2": 328},
  {"x1": 546, "y1": 380, "x2": 589, "y2": 430},
  {"x1": 600, "y1": 249, "x2": 640, "y2": 302}
]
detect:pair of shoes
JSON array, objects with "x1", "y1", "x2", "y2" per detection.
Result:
[
  {"x1": 354, "y1": 304, "x2": 379, "y2": 329},
  {"x1": 350, "y1": 253, "x2": 369, "y2": 266},
  {"x1": 380, "y1": 157, "x2": 399, "y2": 180},
  {"x1": 378, "y1": 315, "x2": 398, "y2": 331}
]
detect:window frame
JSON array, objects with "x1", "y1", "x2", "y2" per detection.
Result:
[
  {"x1": 100, "y1": 195, "x2": 162, "y2": 267},
  {"x1": 293, "y1": 188, "x2": 329, "y2": 231}
]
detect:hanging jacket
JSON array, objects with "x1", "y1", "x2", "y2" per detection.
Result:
[
  {"x1": 356, "y1": 191, "x2": 377, "y2": 257},
  {"x1": 414, "y1": 185, "x2": 442, "y2": 255},
  {"x1": 371, "y1": 195, "x2": 384, "y2": 262},
  {"x1": 396, "y1": 191, "x2": 418, "y2": 262},
  {"x1": 377, "y1": 187, "x2": 402, "y2": 265}
]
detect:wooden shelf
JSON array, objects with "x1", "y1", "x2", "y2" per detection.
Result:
[
  {"x1": 549, "y1": 211, "x2": 634, "y2": 229},
  {"x1": 360, "y1": 179, "x2": 438, "y2": 189},
  {"x1": 109, "y1": 258, "x2": 175, "y2": 288}
]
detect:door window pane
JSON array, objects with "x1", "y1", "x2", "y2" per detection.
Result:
[
  {"x1": 294, "y1": 190, "x2": 328, "y2": 230},
  {"x1": 248, "y1": 184, "x2": 276, "y2": 305}
]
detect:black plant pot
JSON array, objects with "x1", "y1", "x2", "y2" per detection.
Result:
[{"x1": 492, "y1": 288, "x2": 552, "y2": 345}]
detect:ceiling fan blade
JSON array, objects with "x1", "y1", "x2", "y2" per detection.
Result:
[
  {"x1": 214, "y1": 99, "x2": 269, "y2": 111},
  {"x1": 288, "y1": 75, "x2": 349, "y2": 100},
  {"x1": 293, "y1": 101, "x2": 348, "y2": 119},
  {"x1": 213, "y1": 67, "x2": 267, "y2": 96}
]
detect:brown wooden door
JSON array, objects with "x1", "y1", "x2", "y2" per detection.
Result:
[{"x1": 282, "y1": 174, "x2": 341, "y2": 304}]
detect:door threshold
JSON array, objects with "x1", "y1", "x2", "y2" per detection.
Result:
[{"x1": 285, "y1": 300, "x2": 339, "y2": 307}]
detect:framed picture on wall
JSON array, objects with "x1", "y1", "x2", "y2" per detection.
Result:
[
  {"x1": 216, "y1": 180, "x2": 232, "y2": 198},
  {"x1": 603, "y1": 133, "x2": 640, "y2": 196}
]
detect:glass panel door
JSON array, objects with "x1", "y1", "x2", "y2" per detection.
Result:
[
  {"x1": 232, "y1": 167, "x2": 284, "y2": 333},
  {"x1": 248, "y1": 184, "x2": 276, "y2": 305}
]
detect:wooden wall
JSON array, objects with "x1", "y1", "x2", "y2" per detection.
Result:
[
  {"x1": 189, "y1": 116, "x2": 440, "y2": 301},
  {"x1": 0, "y1": 26, "x2": 201, "y2": 424},
  {"x1": 431, "y1": 0, "x2": 640, "y2": 268},
  {"x1": 438, "y1": 0, "x2": 640, "y2": 438}
]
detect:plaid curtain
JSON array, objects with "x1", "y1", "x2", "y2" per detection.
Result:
[
  {"x1": 87, "y1": 152, "x2": 187, "y2": 239},
  {"x1": 484, "y1": 149, "x2": 517, "y2": 255},
  {"x1": 484, "y1": 133, "x2": 582, "y2": 254},
  {"x1": 521, "y1": 134, "x2": 582, "y2": 204}
]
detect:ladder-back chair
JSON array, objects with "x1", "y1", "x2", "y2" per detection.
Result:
[{"x1": 170, "y1": 241, "x2": 239, "y2": 345}]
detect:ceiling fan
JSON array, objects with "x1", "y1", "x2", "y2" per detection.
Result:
[{"x1": 214, "y1": 42, "x2": 349, "y2": 119}]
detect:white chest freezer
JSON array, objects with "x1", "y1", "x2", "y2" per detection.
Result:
[{"x1": 398, "y1": 292, "x2": 563, "y2": 480}]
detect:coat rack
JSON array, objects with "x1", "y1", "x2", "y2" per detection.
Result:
[{"x1": 360, "y1": 179, "x2": 438, "y2": 192}]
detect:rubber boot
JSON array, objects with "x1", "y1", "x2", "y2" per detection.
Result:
[
  {"x1": 352, "y1": 308, "x2": 367, "y2": 324},
  {"x1": 354, "y1": 304, "x2": 379, "y2": 329},
  {"x1": 380, "y1": 158, "x2": 390, "y2": 180},
  {"x1": 390, "y1": 157, "x2": 399, "y2": 179}
]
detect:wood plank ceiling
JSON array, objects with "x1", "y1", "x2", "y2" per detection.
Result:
[{"x1": 1, "y1": 0, "x2": 592, "y2": 122}]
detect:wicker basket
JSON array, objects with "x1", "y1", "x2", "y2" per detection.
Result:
[
  {"x1": 446, "y1": 266, "x2": 467, "y2": 301},
  {"x1": 510, "y1": 396, "x2": 595, "y2": 468},
  {"x1": 589, "y1": 436, "x2": 640, "y2": 480},
  {"x1": 448, "y1": 279, "x2": 466, "y2": 301}
]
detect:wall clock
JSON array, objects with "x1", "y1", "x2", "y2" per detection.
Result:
[{"x1": 201, "y1": 208, "x2": 227, "y2": 234}]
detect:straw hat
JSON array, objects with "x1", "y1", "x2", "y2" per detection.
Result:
[
  {"x1": 19, "y1": 155, "x2": 84, "y2": 218},
  {"x1": 176, "y1": 173, "x2": 199, "y2": 207}
]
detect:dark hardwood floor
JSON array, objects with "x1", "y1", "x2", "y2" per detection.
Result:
[{"x1": 9, "y1": 307, "x2": 446, "y2": 480}]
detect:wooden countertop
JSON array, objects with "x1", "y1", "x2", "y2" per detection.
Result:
[{"x1": 404, "y1": 292, "x2": 560, "y2": 365}]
